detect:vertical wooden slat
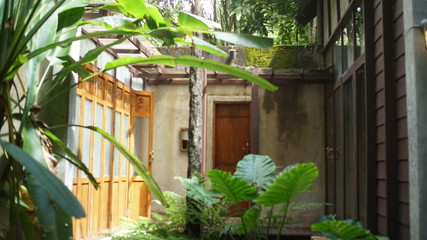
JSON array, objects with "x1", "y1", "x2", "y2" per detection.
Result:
[
  {"x1": 363, "y1": 0, "x2": 378, "y2": 232},
  {"x1": 381, "y1": 0, "x2": 398, "y2": 238}
]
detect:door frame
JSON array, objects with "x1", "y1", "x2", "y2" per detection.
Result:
[{"x1": 205, "y1": 96, "x2": 252, "y2": 172}]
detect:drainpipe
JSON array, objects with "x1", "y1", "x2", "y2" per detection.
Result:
[{"x1": 403, "y1": 1, "x2": 427, "y2": 239}]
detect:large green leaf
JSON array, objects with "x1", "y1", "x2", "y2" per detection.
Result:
[
  {"x1": 0, "y1": 141, "x2": 85, "y2": 218},
  {"x1": 214, "y1": 31, "x2": 274, "y2": 49},
  {"x1": 104, "y1": 55, "x2": 278, "y2": 91},
  {"x1": 311, "y1": 220, "x2": 378, "y2": 240},
  {"x1": 79, "y1": 125, "x2": 168, "y2": 207},
  {"x1": 27, "y1": 1, "x2": 60, "y2": 63},
  {"x1": 51, "y1": 6, "x2": 85, "y2": 58},
  {"x1": 22, "y1": 122, "x2": 47, "y2": 168},
  {"x1": 43, "y1": 130, "x2": 98, "y2": 188},
  {"x1": 149, "y1": 28, "x2": 186, "y2": 45},
  {"x1": 234, "y1": 154, "x2": 276, "y2": 191},
  {"x1": 207, "y1": 169, "x2": 257, "y2": 203},
  {"x1": 237, "y1": 204, "x2": 261, "y2": 235},
  {"x1": 25, "y1": 180, "x2": 57, "y2": 240},
  {"x1": 26, "y1": 29, "x2": 140, "y2": 61},
  {"x1": 178, "y1": 12, "x2": 221, "y2": 30},
  {"x1": 146, "y1": 4, "x2": 168, "y2": 29},
  {"x1": 181, "y1": 36, "x2": 228, "y2": 57},
  {"x1": 81, "y1": 16, "x2": 136, "y2": 29},
  {"x1": 176, "y1": 176, "x2": 223, "y2": 205},
  {"x1": 116, "y1": 0, "x2": 150, "y2": 21},
  {"x1": 257, "y1": 163, "x2": 318, "y2": 206}
]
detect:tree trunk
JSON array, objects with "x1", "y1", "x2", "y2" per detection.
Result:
[
  {"x1": 187, "y1": 46, "x2": 203, "y2": 178},
  {"x1": 186, "y1": 0, "x2": 204, "y2": 236}
]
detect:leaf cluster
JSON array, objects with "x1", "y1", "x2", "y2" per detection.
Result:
[
  {"x1": 311, "y1": 215, "x2": 390, "y2": 240},
  {"x1": 178, "y1": 154, "x2": 320, "y2": 239}
]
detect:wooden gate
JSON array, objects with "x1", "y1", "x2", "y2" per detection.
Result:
[{"x1": 72, "y1": 65, "x2": 154, "y2": 239}]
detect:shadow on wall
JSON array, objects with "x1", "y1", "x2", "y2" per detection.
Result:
[{"x1": 263, "y1": 85, "x2": 309, "y2": 143}]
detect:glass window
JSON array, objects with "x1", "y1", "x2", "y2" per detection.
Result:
[
  {"x1": 331, "y1": 0, "x2": 338, "y2": 32},
  {"x1": 323, "y1": 0, "x2": 330, "y2": 45},
  {"x1": 356, "y1": 65, "x2": 367, "y2": 224},
  {"x1": 72, "y1": 96, "x2": 82, "y2": 178},
  {"x1": 354, "y1": 3, "x2": 365, "y2": 59},
  {"x1": 340, "y1": 0, "x2": 349, "y2": 19},
  {"x1": 344, "y1": 78, "x2": 356, "y2": 218},
  {"x1": 121, "y1": 114, "x2": 129, "y2": 176},
  {"x1": 113, "y1": 112, "x2": 122, "y2": 177},
  {"x1": 333, "y1": 33, "x2": 343, "y2": 79},
  {"x1": 93, "y1": 103, "x2": 103, "y2": 178},
  {"x1": 82, "y1": 99, "x2": 93, "y2": 178},
  {"x1": 104, "y1": 107, "x2": 113, "y2": 177},
  {"x1": 334, "y1": 89, "x2": 344, "y2": 219},
  {"x1": 343, "y1": 20, "x2": 354, "y2": 72}
]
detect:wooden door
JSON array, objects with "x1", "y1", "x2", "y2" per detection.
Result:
[
  {"x1": 213, "y1": 102, "x2": 251, "y2": 173},
  {"x1": 72, "y1": 65, "x2": 153, "y2": 239}
]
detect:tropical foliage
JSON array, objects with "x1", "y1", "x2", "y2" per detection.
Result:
[
  {"x1": 215, "y1": 0, "x2": 312, "y2": 45},
  {"x1": 177, "y1": 154, "x2": 321, "y2": 239},
  {"x1": 0, "y1": 0, "x2": 277, "y2": 239},
  {"x1": 312, "y1": 215, "x2": 390, "y2": 240}
]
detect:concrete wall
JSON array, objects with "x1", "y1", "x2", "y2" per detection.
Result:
[
  {"x1": 147, "y1": 82, "x2": 325, "y2": 226},
  {"x1": 259, "y1": 84, "x2": 325, "y2": 225}
]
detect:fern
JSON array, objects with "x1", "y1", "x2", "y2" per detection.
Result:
[{"x1": 287, "y1": 202, "x2": 325, "y2": 211}]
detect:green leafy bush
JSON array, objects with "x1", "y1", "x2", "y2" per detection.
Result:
[
  {"x1": 113, "y1": 191, "x2": 189, "y2": 240},
  {"x1": 177, "y1": 154, "x2": 321, "y2": 239}
]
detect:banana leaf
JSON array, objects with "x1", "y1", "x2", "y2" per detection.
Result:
[{"x1": 105, "y1": 55, "x2": 278, "y2": 91}]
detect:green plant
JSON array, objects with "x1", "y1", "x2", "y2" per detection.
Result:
[
  {"x1": 112, "y1": 191, "x2": 190, "y2": 240},
  {"x1": 177, "y1": 154, "x2": 321, "y2": 239},
  {"x1": 311, "y1": 215, "x2": 389, "y2": 240}
]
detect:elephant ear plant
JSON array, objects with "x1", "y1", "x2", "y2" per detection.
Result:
[
  {"x1": 178, "y1": 154, "x2": 321, "y2": 239},
  {"x1": 311, "y1": 215, "x2": 389, "y2": 240}
]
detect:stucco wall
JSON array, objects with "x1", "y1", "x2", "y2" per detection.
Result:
[
  {"x1": 146, "y1": 84, "x2": 190, "y2": 197},
  {"x1": 259, "y1": 84, "x2": 325, "y2": 225}
]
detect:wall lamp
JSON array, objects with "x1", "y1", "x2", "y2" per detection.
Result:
[{"x1": 421, "y1": 19, "x2": 427, "y2": 48}]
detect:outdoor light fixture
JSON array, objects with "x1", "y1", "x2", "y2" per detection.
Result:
[
  {"x1": 421, "y1": 18, "x2": 427, "y2": 48},
  {"x1": 180, "y1": 128, "x2": 189, "y2": 151}
]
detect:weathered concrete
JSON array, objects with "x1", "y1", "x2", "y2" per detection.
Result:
[
  {"x1": 146, "y1": 84, "x2": 190, "y2": 197},
  {"x1": 259, "y1": 84, "x2": 325, "y2": 225},
  {"x1": 403, "y1": 1, "x2": 427, "y2": 239}
]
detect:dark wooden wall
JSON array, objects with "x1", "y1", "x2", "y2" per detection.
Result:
[{"x1": 370, "y1": 0, "x2": 409, "y2": 238}]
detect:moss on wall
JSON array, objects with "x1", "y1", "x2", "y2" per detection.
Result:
[
  {"x1": 243, "y1": 46, "x2": 320, "y2": 69},
  {"x1": 158, "y1": 45, "x2": 321, "y2": 69}
]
